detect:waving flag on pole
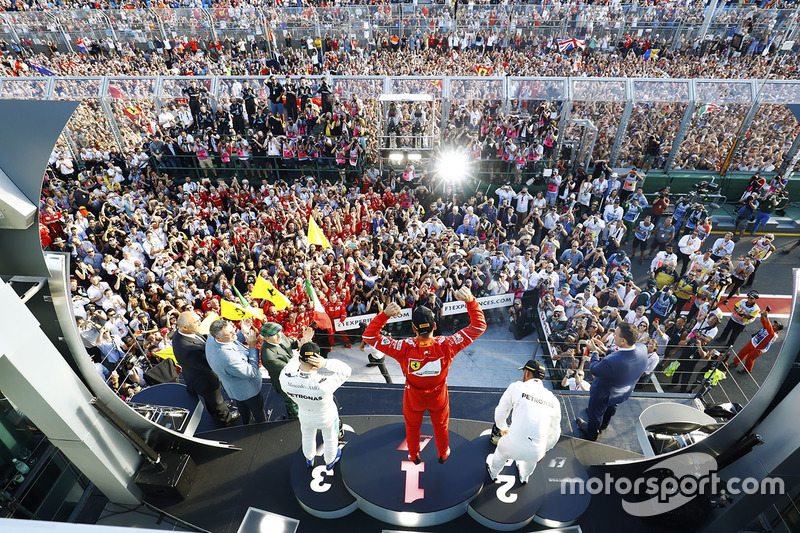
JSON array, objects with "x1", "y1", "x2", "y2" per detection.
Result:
[
  {"x1": 220, "y1": 299, "x2": 264, "y2": 321},
  {"x1": 196, "y1": 312, "x2": 220, "y2": 336},
  {"x1": 698, "y1": 104, "x2": 720, "y2": 117},
  {"x1": 307, "y1": 215, "x2": 332, "y2": 249},
  {"x1": 29, "y1": 62, "x2": 56, "y2": 76},
  {"x1": 76, "y1": 38, "x2": 87, "y2": 52},
  {"x1": 473, "y1": 64, "x2": 493, "y2": 76},
  {"x1": 558, "y1": 38, "x2": 586, "y2": 53},
  {"x1": 251, "y1": 276, "x2": 291, "y2": 310},
  {"x1": 304, "y1": 279, "x2": 333, "y2": 332},
  {"x1": 153, "y1": 346, "x2": 177, "y2": 364}
]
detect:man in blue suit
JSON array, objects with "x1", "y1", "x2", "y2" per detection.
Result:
[{"x1": 576, "y1": 322, "x2": 649, "y2": 441}]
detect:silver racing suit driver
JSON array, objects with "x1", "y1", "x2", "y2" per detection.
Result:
[
  {"x1": 487, "y1": 359, "x2": 562, "y2": 484},
  {"x1": 279, "y1": 342, "x2": 352, "y2": 470}
]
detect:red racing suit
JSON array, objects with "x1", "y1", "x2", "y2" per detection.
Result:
[{"x1": 362, "y1": 300, "x2": 486, "y2": 458}]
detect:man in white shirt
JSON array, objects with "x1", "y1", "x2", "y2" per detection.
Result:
[
  {"x1": 677, "y1": 230, "x2": 703, "y2": 276},
  {"x1": 649, "y1": 242, "x2": 677, "y2": 273},
  {"x1": 515, "y1": 187, "x2": 534, "y2": 219},
  {"x1": 497, "y1": 184, "x2": 516, "y2": 206},
  {"x1": 710, "y1": 232, "x2": 735, "y2": 261},
  {"x1": 602, "y1": 198, "x2": 624, "y2": 224},
  {"x1": 687, "y1": 249, "x2": 716, "y2": 281},
  {"x1": 487, "y1": 360, "x2": 561, "y2": 485}
]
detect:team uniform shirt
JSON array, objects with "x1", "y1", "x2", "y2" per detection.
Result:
[
  {"x1": 687, "y1": 253, "x2": 715, "y2": 281},
  {"x1": 364, "y1": 300, "x2": 486, "y2": 392},
  {"x1": 634, "y1": 220, "x2": 655, "y2": 242},
  {"x1": 749, "y1": 238, "x2": 773, "y2": 262},
  {"x1": 692, "y1": 284, "x2": 719, "y2": 309},
  {"x1": 650, "y1": 251, "x2": 677, "y2": 272},
  {"x1": 363, "y1": 300, "x2": 486, "y2": 457},
  {"x1": 731, "y1": 300, "x2": 760, "y2": 326},
  {"x1": 748, "y1": 316, "x2": 779, "y2": 354},
  {"x1": 673, "y1": 278, "x2": 698, "y2": 301}
]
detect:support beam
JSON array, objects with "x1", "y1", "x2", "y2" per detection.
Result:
[
  {"x1": 0, "y1": 280, "x2": 143, "y2": 504},
  {"x1": 665, "y1": 81, "x2": 697, "y2": 172}
]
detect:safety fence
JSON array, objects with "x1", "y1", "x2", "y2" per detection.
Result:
[{"x1": 12, "y1": 74, "x2": 800, "y2": 179}]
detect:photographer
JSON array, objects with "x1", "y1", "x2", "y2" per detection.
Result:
[
  {"x1": 670, "y1": 315, "x2": 720, "y2": 393},
  {"x1": 561, "y1": 362, "x2": 591, "y2": 392},
  {"x1": 508, "y1": 298, "x2": 533, "y2": 340},
  {"x1": 751, "y1": 190, "x2": 786, "y2": 235}
]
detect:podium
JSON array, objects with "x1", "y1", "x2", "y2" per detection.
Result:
[
  {"x1": 340, "y1": 423, "x2": 485, "y2": 528},
  {"x1": 468, "y1": 441, "x2": 591, "y2": 530},
  {"x1": 290, "y1": 421, "x2": 592, "y2": 530},
  {"x1": 290, "y1": 428, "x2": 358, "y2": 519}
]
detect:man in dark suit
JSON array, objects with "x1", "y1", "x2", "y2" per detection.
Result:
[
  {"x1": 173, "y1": 311, "x2": 239, "y2": 426},
  {"x1": 576, "y1": 322, "x2": 648, "y2": 441}
]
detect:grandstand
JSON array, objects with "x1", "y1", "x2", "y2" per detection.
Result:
[{"x1": 1, "y1": 2, "x2": 800, "y2": 532}]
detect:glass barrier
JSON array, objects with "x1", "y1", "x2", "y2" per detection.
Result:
[
  {"x1": 450, "y1": 77, "x2": 504, "y2": 102},
  {"x1": 733, "y1": 81, "x2": 800, "y2": 173},
  {"x1": 507, "y1": 78, "x2": 567, "y2": 116},
  {"x1": 0, "y1": 74, "x2": 798, "y2": 178},
  {"x1": 673, "y1": 80, "x2": 754, "y2": 171},
  {"x1": 0, "y1": 5, "x2": 796, "y2": 50},
  {"x1": 105, "y1": 9, "x2": 159, "y2": 42},
  {"x1": 52, "y1": 78, "x2": 115, "y2": 158},
  {"x1": 156, "y1": 8, "x2": 214, "y2": 44},
  {"x1": 106, "y1": 77, "x2": 159, "y2": 153},
  {"x1": 618, "y1": 79, "x2": 691, "y2": 169},
  {"x1": 0, "y1": 77, "x2": 49, "y2": 99},
  {"x1": 568, "y1": 78, "x2": 627, "y2": 162},
  {"x1": 3, "y1": 11, "x2": 64, "y2": 46}
]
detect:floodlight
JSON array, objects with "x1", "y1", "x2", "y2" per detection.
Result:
[{"x1": 436, "y1": 151, "x2": 469, "y2": 182}]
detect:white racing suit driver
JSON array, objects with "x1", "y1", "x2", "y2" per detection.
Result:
[
  {"x1": 487, "y1": 359, "x2": 562, "y2": 484},
  {"x1": 279, "y1": 342, "x2": 352, "y2": 470}
]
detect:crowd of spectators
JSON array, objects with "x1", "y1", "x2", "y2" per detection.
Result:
[
  {"x1": 14, "y1": 0, "x2": 795, "y2": 400},
  {"x1": 44, "y1": 121, "x2": 790, "y2": 399},
  {"x1": 538, "y1": 173, "x2": 789, "y2": 393},
  {"x1": 0, "y1": 0, "x2": 797, "y2": 175}
]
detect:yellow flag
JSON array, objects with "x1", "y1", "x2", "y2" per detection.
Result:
[
  {"x1": 307, "y1": 215, "x2": 332, "y2": 249},
  {"x1": 251, "y1": 276, "x2": 291, "y2": 310},
  {"x1": 197, "y1": 312, "x2": 220, "y2": 335},
  {"x1": 153, "y1": 346, "x2": 177, "y2": 364},
  {"x1": 220, "y1": 299, "x2": 264, "y2": 321}
]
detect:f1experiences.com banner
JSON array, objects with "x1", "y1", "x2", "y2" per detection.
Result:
[{"x1": 333, "y1": 293, "x2": 515, "y2": 332}]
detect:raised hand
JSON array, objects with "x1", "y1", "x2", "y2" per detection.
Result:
[
  {"x1": 455, "y1": 286, "x2": 474, "y2": 302},
  {"x1": 384, "y1": 301, "x2": 402, "y2": 317}
]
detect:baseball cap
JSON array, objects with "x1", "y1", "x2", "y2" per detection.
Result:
[
  {"x1": 519, "y1": 359, "x2": 546, "y2": 377},
  {"x1": 260, "y1": 322, "x2": 283, "y2": 337},
  {"x1": 299, "y1": 342, "x2": 320, "y2": 363},
  {"x1": 411, "y1": 306, "x2": 435, "y2": 334},
  {"x1": 747, "y1": 290, "x2": 760, "y2": 300}
]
